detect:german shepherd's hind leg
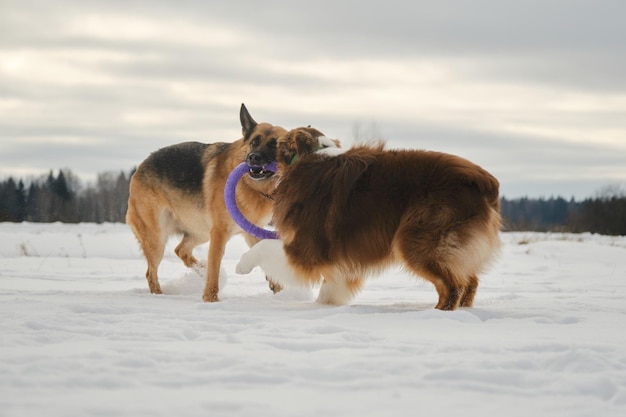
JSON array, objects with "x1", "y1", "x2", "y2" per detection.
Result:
[
  {"x1": 145, "y1": 253, "x2": 164, "y2": 294},
  {"x1": 174, "y1": 232, "x2": 202, "y2": 268},
  {"x1": 202, "y1": 227, "x2": 229, "y2": 302},
  {"x1": 127, "y1": 195, "x2": 166, "y2": 295}
]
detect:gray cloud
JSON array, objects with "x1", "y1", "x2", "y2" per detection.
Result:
[{"x1": 1, "y1": 0, "x2": 625, "y2": 198}]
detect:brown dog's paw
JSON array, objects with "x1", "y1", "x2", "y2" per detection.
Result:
[{"x1": 267, "y1": 277, "x2": 283, "y2": 294}]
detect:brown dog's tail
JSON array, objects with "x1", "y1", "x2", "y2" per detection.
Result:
[
  {"x1": 447, "y1": 155, "x2": 500, "y2": 210},
  {"x1": 475, "y1": 169, "x2": 500, "y2": 209},
  {"x1": 466, "y1": 166, "x2": 502, "y2": 232}
]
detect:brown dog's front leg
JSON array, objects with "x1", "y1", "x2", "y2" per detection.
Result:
[
  {"x1": 242, "y1": 233, "x2": 283, "y2": 294},
  {"x1": 266, "y1": 276, "x2": 283, "y2": 293},
  {"x1": 202, "y1": 228, "x2": 228, "y2": 302}
]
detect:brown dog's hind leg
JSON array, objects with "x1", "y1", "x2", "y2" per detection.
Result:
[
  {"x1": 436, "y1": 283, "x2": 464, "y2": 311},
  {"x1": 400, "y1": 240, "x2": 465, "y2": 310},
  {"x1": 395, "y1": 230, "x2": 465, "y2": 310},
  {"x1": 459, "y1": 274, "x2": 479, "y2": 308},
  {"x1": 425, "y1": 274, "x2": 462, "y2": 311}
]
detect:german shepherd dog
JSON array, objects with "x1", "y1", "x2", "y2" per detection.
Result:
[
  {"x1": 237, "y1": 127, "x2": 501, "y2": 310},
  {"x1": 127, "y1": 104, "x2": 286, "y2": 302}
]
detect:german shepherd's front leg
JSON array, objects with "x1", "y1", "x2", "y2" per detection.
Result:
[{"x1": 203, "y1": 227, "x2": 229, "y2": 302}]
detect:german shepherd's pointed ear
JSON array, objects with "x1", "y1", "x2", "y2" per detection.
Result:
[{"x1": 240, "y1": 103, "x2": 257, "y2": 139}]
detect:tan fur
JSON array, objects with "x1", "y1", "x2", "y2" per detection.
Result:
[
  {"x1": 126, "y1": 104, "x2": 286, "y2": 301},
  {"x1": 271, "y1": 127, "x2": 502, "y2": 310}
]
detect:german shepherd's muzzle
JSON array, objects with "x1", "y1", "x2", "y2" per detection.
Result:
[{"x1": 246, "y1": 141, "x2": 276, "y2": 180}]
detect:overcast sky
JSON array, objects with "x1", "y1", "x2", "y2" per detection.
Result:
[{"x1": 2, "y1": 0, "x2": 625, "y2": 199}]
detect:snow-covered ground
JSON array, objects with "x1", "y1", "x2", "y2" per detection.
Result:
[{"x1": 1, "y1": 222, "x2": 625, "y2": 417}]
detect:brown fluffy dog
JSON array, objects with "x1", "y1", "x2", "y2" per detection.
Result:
[
  {"x1": 237, "y1": 127, "x2": 501, "y2": 310},
  {"x1": 127, "y1": 104, "x2": 286, "y2": 302}
]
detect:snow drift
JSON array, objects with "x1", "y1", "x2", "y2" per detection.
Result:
[{"x1": 1, "y1": 222, "x2": 625, "y2": 417}]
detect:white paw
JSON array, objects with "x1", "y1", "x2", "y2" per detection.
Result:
[
  {"x1": 316, "y1": 279, "x2": 356, "y2": 305},
  {"x1": 235, "y1": 251, "x2": 257, "y2": 275}
]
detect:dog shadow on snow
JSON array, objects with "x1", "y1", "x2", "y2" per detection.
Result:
[{"x1": 129, "y1": 262, "x2": 487, "y2": 322}]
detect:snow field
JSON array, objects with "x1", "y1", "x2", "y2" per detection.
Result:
[{"x1": 1, "y1": 223, "x2": 625, "y2": 417}]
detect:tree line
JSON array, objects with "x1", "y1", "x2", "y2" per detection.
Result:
[
  {"x1": 500, "y1": 192, "x2": 626, "y2": 235},
  {"x1": 0, "y1": 169, "x2": 131, "y2": 224},
  {"x1": 1, "y1": 170, "x2": 625, "y2": 235}
]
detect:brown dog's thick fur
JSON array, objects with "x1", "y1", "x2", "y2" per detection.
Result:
[
  {"x1": 126, "y1": 104, "x2": 286, "y2": 302},
  {"x1": 237, "y1": 127, "x2": 501, "y2": 310}
]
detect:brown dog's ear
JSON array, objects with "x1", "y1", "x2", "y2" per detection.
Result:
[
  {"x1": 302, "y1": 127, "x2": 324, "y2": 139},
  {"x1": 277, "y1": 128, "x2": 328, "y2": 166},
  {"x1": 295, "y1": 130, "x2": 316, "y2": 155},
  {"x1": 277, "y1": 132, "x2": 297, "y2": 165},
  {"x1": 240, "y1": 103, "x2": 257, "y2": 139}
]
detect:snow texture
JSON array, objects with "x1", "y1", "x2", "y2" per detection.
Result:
[{"x1": 1, "y1": 222, "x2": 626, "y2": 417}]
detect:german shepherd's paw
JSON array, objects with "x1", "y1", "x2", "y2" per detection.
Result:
[
  {"x1": 202, "y1": 290, "x2": 219, "y2": 302},
  {"x1": 191, "y1": 261, "x2": 207, "y2": 276}
]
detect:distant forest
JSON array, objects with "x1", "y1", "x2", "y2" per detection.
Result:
[
  {"x1": 1, "y1": 169, "x2": 625, "y2": 236},
  {"x1": 0, "y1": 169, "x2": 131, "y2": 224}
]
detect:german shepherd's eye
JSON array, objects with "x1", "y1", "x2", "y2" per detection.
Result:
[{"x1": 250, "y1": 136, "x2": 261, "y2": 147}]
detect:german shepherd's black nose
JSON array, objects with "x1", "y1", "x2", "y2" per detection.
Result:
[{"x1": 246, "y1": 152, "x2": 267, "y2": 167}]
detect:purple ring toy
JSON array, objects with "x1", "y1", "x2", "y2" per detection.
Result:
[{"x1": 224, "y1": 162, "x2": 279, "y2": 240}]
